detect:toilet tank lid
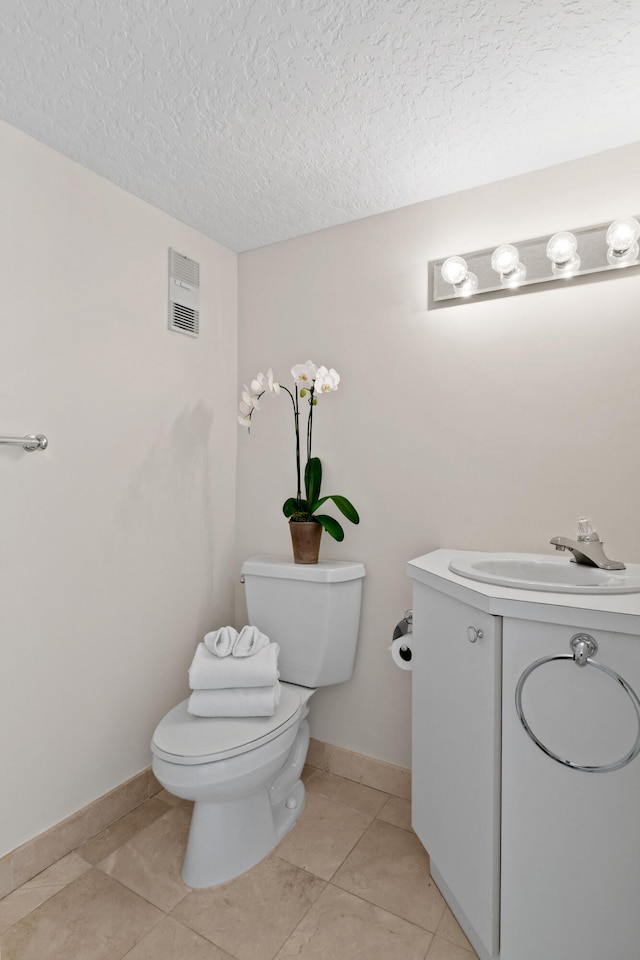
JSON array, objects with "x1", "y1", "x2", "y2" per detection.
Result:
[{"x1": 242, "y1": 555, "x2": 366, "y2": 582}]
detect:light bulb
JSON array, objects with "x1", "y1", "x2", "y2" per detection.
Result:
[
  {"x1": 606, "y1": 217, "x2": 640, "y2": 253},
  {"x1": 546, "y1": 231, "x2": 580, "y2": 276},
  {"x1": 491, "y1": 244, "x2": 526, "y2": 286},
  {"x1": 502, "y1": 261, "x2": 527, "y2": 287},
  {"x1": 441, "y1": 256, "x2": 469, "y2": 286},
  {"x1": 606, "y1": 217, "x2": 640, "y2": 266},
  {"x1": 491, "y1": 244, "x2": 519, "y2": 275},
  {"x1": 456, "y1": 271, "x2": 478, "y2": 296},
  {"x1": 546, "y1": 232, "x2": 577, "y2": 265}
]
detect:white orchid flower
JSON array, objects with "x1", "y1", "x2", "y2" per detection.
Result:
[
  {"x1": 314, "y1": 366, "x2": 340, "y2": 393},
  {"x1": 241, "y1": 387, "x2": 260, "y2": 411},
  {"x1": 267, "y1": 368, "x2": 280, "y2": 394},
  {"x1": 250, "y1": 372, "x2": 266, "y2": 394},
  {"x1": 238, "y1": 389, "x2": 258, "y2": 429},
  {"x1": 291, "y1": 360, "x2": 317, "y2": 389}
]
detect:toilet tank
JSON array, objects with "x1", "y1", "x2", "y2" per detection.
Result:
[{"x1": 241, "y1": 555, "x2": 366, "y2": 687}]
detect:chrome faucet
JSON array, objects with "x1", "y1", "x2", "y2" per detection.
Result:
[{"x1": 550, "y1": 518, "x2": 625, "y2": 570}]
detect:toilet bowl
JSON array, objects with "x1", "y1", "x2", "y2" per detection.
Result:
[{"x1": 151, "y1": 681, "x2": 314, "y2": 887}]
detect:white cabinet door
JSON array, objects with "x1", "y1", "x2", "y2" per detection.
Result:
[
  {"x1": 501, "y1": 617, "x2": 640, "y2": 960},
  {"x1": 411, "y1": 584, "x2": 501, "y2": 960}
]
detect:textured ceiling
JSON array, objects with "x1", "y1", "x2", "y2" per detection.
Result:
[{"x1": 1, "y1": 1, "x2": 640, "y2": 252}]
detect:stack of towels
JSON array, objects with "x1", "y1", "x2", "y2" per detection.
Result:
[{"x1": 187, "y1": 625, "x2": 280, "y2": 718}]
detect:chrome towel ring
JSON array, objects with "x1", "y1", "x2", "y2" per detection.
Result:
[{"x1": 515, "y1": 633, "x2": 640, "y2": 774}]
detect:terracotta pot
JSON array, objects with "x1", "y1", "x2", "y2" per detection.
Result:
[{"x1": 289, "y1": 520, "x2": 322, "y2": 564}]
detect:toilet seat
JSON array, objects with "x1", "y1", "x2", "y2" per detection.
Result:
[{"x1": 151, "y1": 684, "x2": 303, "y2": 765}]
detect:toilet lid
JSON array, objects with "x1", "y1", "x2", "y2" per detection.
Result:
[{"x1": 151, "y1": 684, "x2": 303, "y2": 765}]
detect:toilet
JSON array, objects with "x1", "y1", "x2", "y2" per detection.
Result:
[{"x1": 151, "y1": 554, "x2": 365, "y2": 888}]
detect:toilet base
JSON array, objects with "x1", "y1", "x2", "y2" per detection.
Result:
[
  {"x1": 180, "y1": 719, "x2": 310, "y2": 888},
  {"x1": 182, "y1": 778, "x2": 306, "y2": 887}
]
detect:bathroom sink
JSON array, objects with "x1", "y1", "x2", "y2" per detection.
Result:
[{"x1": 448, "y1": 553, "x2": 640, "y2": 594}]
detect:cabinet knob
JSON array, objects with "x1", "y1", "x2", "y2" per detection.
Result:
[{"x1": 467, "y1": 626, "x2": 483, "y2": 643}]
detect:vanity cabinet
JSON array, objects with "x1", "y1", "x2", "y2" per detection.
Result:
[
  {"x1": 412, "y1": 585, "x2": 501, "y2": 960},
  {"x1": 408, "y1": 550, "x2": 640, "y2": 960}
]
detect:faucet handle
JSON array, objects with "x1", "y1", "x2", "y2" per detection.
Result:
[{"x1": 577, "y1": 517, "x2": 598, "y2": 542}]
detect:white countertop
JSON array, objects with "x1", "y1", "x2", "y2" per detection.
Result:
[{"x1": 407, "y1": 549, "x2": 640, "y2": 633}]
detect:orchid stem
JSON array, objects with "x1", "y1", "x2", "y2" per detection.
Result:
[
  {"x1": 284, "y1": 385, "x2": 302, "y2": 507},
  {"x1": 307, "y1": 389, "x2": 314, "y2": 466}
]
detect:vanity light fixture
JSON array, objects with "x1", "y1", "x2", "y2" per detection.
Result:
[{"x1": 431, "y1": 214, "x2": 640, "y2": 308}]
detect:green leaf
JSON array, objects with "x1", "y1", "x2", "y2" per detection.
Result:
[
  {"x1": 332, "y1": 496, "x2": 359, "y2": 523},
  {"x1": 304, "y1": 457, "x2": 322, "y2": 506},
  {"x1": 315, "y1": 514, "x2": 345, "y2": 541},
  {"x1": 314, "y1": 495, "x2": 359, "y2": 524},
  {"x1": 283, "y1": 497, "x2": 308, "y2": 517}
]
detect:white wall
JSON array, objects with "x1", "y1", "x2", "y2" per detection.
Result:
[
  {"x1": 0, "y1": 121, "x2": 238, "y2": 857},
  {"x1": 236, "y1": 141, "x2": 640, "y2": 769}
]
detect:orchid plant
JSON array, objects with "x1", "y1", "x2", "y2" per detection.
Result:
[{"x1": 238, "y1": 361, "x2": 359, "y2": 542}]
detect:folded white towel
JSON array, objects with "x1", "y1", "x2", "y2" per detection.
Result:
[
  {"x1": 203, "y1": 626, "x2": 238, "y2": 657},
  {"x1": 232, "y1": 625, "x2": 270, "y2": 658},
  {"x1": 188, "y1": 641, "x2": 280, "y2": 690},
  {"x1": 187, "y1": 683, "x2": 281, "y2": 717}
]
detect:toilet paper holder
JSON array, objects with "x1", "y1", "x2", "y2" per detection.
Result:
[
  {"x1": 393, "y1": 610, "x2": 413, "y2": 641},
  {"x1": 392, "y1": 610, "x2": 413, "y2": 665}
]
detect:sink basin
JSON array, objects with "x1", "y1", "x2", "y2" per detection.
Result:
[{"x1": 448, "y1": 553, "x2": 640, "y2": 594}]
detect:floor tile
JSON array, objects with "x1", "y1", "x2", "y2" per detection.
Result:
[
  {"x1": 274, "y1": 793, "x2": 372, "y2": 879},
  {"x1": 333, "y1": 819, "x2": 447, "y2": 932},
  {"x1": 425, "y1": 934, "x2": 478, "y2": 959},
  {"x1": 435, "y1": 906, "x2": 474, "y2": 952},
  {"x1": 98, "y1": 805, "x2": 191, "y2": 912},
  {"x1": 77, "y1": 796, "x2": 171, "y2": 864},
  {"x1": 121, "y1": 915, "x2": 234, "y2": 959},
  {"x1": 11, "y1": 775, "x2": 149, "y2": 889},
  {"x1": 172, "y1": 854, "x2": 326, "y2": 960},
  {"x1": 304, "y1": 769, "x2": 389, "y2": 817},
  {"x1": 308, "y1": 742, "x2": 411, "y2": 799},
  {"x1": 0, "y1": 853, "x2": 91, "y2": 935},
  {"x1": 274, "y1": 884, "x2": 432, "y2": 960},
  {"x1": 0, "y1": 867, "x2": 162, "y2": 960},
  {"x1": 376, "y1": 796, "x2": 412, "y2": 831},
  {"x1": 301, "y1": 763, "x2": 316, "y2": 783}
]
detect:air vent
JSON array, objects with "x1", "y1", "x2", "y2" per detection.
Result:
[{"x1": 168, "y1": 249, "x2": 200, "y2": 337}]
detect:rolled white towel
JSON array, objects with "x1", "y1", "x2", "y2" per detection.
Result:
[
  {"x1": 232, "y1": 625, "x2": 271, "y2": 658},
  {"x1": 187, "y1": 683, "x2": 281, "y2": 717},
  {"x1": 203, "y1": 626, "x2": 238, "y2": 657},
  {"x1": 188, "y1": 641, "x2": 280, "y2": 690}
]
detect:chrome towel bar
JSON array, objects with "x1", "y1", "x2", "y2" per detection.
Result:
[{"x1": 0, "y1": 434, "x2": 48, "y2": 452}]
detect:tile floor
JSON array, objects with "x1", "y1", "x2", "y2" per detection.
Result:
[{"x1": 0, "y1": 766, "x2": 479, "y2": 960}]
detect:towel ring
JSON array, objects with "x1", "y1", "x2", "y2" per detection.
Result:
[{"x1": 515, "y1": 635, "x2": 640, "y2": 774}]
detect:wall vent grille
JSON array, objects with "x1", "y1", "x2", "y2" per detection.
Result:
[
  {"x1": 168, "y1": 249, "x2": 200, "y2": 338},
  {"x1": 170, "y1": 301, "x2": 200, "y2": 336}
]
